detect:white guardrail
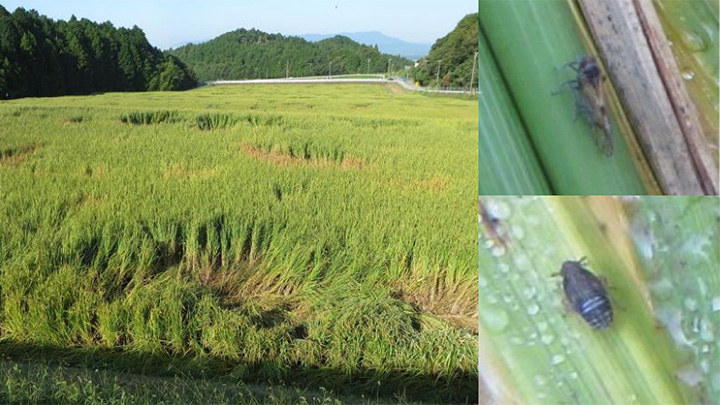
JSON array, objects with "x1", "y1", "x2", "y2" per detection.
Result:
[{"x1": 204, "y1": 76, "x2": 477, "y2": 95}]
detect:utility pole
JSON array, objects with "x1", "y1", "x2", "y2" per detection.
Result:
[
  {"x1": 329, "y1": 60, "x2": 332, "y2": 79},
  {"x1": 367, "y1": 58, "x2": 370, "y2": 75},
  {"x1": 436, "y1": 60, "x2": 442, "y2": 88},
  {"x1": 387, "y1": 58, "x2": 391, "y2": 77},
  {"x1": 469, "y1": 51, "x2": 478, "y2": 93},
  {"x1": 286, "y1": 60, "x2": 289, "y2": 79}
]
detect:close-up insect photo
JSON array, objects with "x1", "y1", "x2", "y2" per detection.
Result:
[
  {"x1": 477, "y1": 195, "x2": 719, "y2": 404},
  {"x1": 478, "y1": 0, "x2": 718, "y2": 195},
  {"x1": 553, "y1": 55, "x2": 613, "y2": 157}
]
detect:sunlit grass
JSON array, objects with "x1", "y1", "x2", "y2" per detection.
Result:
[{"x1": 0, "y1": 83, "x2": 478, "y2": 402}]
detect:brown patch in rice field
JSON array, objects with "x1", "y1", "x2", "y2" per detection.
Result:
[
  {"x1": 242, "y1": 144, "x2": 366, "y2": 170},
  {"x1": 0, "y1": 144, "x2": 40, "y2": 167},
  {"x1": 411, "y1": 176, "x2": 449, "y2": 192}
]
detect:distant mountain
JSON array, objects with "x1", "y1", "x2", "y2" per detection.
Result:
[
  {"x1": 301, "y1": 31, "x2": 431, "y2": 60},
  {"x1": 168, "y1": 29, "x2": 413, "y2": 82},
  {"x1": 411, "y1": 13, "x2": 478, "y2": 88}
]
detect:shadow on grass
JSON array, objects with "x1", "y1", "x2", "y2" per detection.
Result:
[{"x1": 0, "y1": 342, "x2": 478, "y2": 404}]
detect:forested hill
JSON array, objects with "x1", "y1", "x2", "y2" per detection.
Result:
[
  {"x1": 411, "y1": 13, "x2": 478, "y2": 88},
  {"x1": 0, "y1": 5, "x2": 197, "y2": 100},
  {"x1": 168, "y1": 29, "x2": 413, "y2": 81}
]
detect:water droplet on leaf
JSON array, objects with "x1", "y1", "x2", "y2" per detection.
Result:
[
  {"x1": 482, "y1": 307, "x2": 509, "y2": 332},
  {"x1": 681, "y1": 31, "x2": 706, "y2": 51}
]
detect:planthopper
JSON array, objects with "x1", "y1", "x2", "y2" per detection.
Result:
[
  {"x1": 557, "y1": 258, "x2": 613, "y2": 330},
  {"x1": 554, "y1": 55, "x2": 614, "y2": 157}
]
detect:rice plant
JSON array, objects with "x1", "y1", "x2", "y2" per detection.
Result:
[
  {"x1": 0, "y1": 83, "x2": 479, "y2": 403},
  {"x1": 478, "y1": 196, "x2": 718, "y2": 404}
]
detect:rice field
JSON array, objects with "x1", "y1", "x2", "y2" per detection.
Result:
[{"x1": 0, "y1": 83, "x2": 479, "y2": 403}]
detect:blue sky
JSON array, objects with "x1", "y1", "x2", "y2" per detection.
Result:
[{"x1": 2, "y1": 0, "x2": 477, "y2": 49}]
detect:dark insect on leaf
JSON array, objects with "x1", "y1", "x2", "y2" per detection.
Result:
[
  {"x1": 479, "y1": 198, "x2": 508, "y2": 249},
  {"x1": 554, "y1": 55, "x2": 614, "y2": 157},
  {"x1": 559, "y1": 258, "x2": 613, "y2": 329}
]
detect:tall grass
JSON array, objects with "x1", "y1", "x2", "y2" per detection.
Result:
[{"x1": 0, "y1": 83, "x2": 478, "y2": 402}]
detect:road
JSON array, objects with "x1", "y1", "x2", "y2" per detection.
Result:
[
  {"x1": 206, "y1": 76, "x2": 386, "y2": 85},
  {"x1": 205, "y1": 76, "x2": 476, "y2": 95}
]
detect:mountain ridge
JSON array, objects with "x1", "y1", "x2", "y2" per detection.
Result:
[
  {"x1": 411, "y1": 13, "x2": 478, "y2": 88},
  {"x1": 300, "y1": 31, "x2": 431, "y2": 60},
  {"x1": 169, "y1": 28, "x2": 413, "y2": 82},
  {"x1": 0, "y1": 5, "x2": 196, "y2": 99}
]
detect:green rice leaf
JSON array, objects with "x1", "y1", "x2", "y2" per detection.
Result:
[
  {"x1": 478, "y1": 196, "x2": 698, "y2": 404},
  {"x1": 478, "y1": 20, "x2": 552, "y2": 195},
  {"x1": 479, "y1": 0, "x2": 650, "y2": 195}
]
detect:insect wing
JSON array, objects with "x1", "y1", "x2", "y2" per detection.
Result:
[
  {"x1": 578, "y1": 67, "x2": 614, "y2": 156},
  {"x1": 562, "y1": 265, "x2": 608, "y2": 312},
  {"x1": 577, "y1": 266, "x2": 608, "y2": 297},
  {"x1": 593, "y1": 125, "x2": 614, "y2": 157}
]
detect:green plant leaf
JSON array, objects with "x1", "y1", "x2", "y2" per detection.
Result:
[
  {"x1": 479, "y1": 0, "x2": 650, "y2": 195},
  {"x1": 629, "y1": 196, "x2": 720, "y2": 402},
  {"x1": 478, "y1": 20, "x2": 552, "y2": 195},
  {"x1": 478, "y1": 196, "x2": 698, "y2": 404},
  {"x1": 654, "y1": 0, "x2": 719, "y2": 154}
]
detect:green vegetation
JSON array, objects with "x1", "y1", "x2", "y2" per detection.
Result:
[
  {"x1": 0, "y1": 83, "x2": 478, "y2": 403},
  {"x1": 477, "y1": 22, "x2": 550, "y2": 195},
  {"x1": 654, "y1": 0, "x2": 719, "y2": 168},
  {"x1": 630, "y1": 197, "x2": 720, "y2": 401},
  {"x1": 411, "y1": 13, "x2": 478, "y2": 88},
  {"x1": 0, "y1": 5, "x2": 197, "y2": 100},
  {"x1": 478, "y1": 0, "x2": 651, "y2": 195},
  {"x1": 478, "y1": 196, "x2": 717, "y2": 403},
  {"x1": 0, "y1": 355, "x2": 381, "y2": 404},
  {"x1": 168, "y1": 30, "x2": 412, "y2": 82}
]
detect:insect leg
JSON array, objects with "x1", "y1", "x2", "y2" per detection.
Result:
[
  {"x1": 552, "y1": 79, "x2": 579, "y2": 95},
  {"x1": 554, "y1": 60, "x2": 580, "y2": 72},
  {"x1": 566, "y1": 61, "x2": 580, "y2": 72},
  {"x1": 574, "y1": 98, "x2": 592, "y2": 122},
  {"x1": 599, "y1": 275, "x2": 609, "y2": 288}
]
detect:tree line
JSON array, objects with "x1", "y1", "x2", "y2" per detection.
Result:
[
  {"x1": 410, "y1": 13, "x2": 479, "y2": 88},
  {"x1": 0, "y1": 4, "x2": 477, "y2": 97},
  {"x1": 0, "y1": 5, "x2": 197, "y2": 100},
  {"x1": 168, "y1": 29, "x2": 413, "y2": 82}
]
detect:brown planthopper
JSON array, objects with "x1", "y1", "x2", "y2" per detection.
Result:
[
  {"x1": 479, "y1": 198, "x2": 508, "y2": 250},
  {"x1": 554, "y1": 55, "x2": 614, "y2": 157},
  {"x1": 555, "y1": 258, "x2": 613, "y2": 330}
]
